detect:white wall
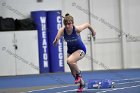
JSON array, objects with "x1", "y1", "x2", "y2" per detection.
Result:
[
  {"x1": 0, "y1": 0, "x2": 140, "y2": 73},
  {"x1": 0, "y1": 0, "x2": 62, "y2": 19},
  {"x1": 89, "y1": 0, "x2": 122, "y2": 70},
  {"x1": 120, "y1": 0, "x2": 140, "y2": 68}
]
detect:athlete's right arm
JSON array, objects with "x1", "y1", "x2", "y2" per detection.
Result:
[{"x1": 53, "y1": 27, "x2": 64, "y2": 45}]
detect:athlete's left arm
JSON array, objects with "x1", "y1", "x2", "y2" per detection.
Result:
[{"x1": 76, "y1": 23, "x2": 96, "y2": 37}]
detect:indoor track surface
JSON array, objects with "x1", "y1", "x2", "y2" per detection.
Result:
[{"x1": 0, "y1": 69, "x2": 140, "y2": 93}]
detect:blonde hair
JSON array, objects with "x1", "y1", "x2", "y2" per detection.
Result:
[{"x1": 63, "y1": 13, "x2": 74, "y2": 25}]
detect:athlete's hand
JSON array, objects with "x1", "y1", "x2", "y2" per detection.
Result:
[
  {"x1": 92, "y1": 31, "x2": 96, "y2": 41},
  {"x1": 92, "y1": 31, "x2": 96, "y2": 37},
  {"x1": 53, "y1": 38, "x2": 58, "y2": 46}
]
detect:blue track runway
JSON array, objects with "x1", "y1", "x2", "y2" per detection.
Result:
[{"x1": 0, "y1": 69, "x2": 140, "y2": 93}]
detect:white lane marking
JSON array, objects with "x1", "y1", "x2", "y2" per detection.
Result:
[
  {"x1": 20, "y1": 84, "x2": 77, "y2": 93},
  {"x1": 21, "y1": 77, "x2": 140, "y2": 93},
  {"x1": 57, "y1": 85, "x2": 140, "y2": 93},
  {"x1": 117, "y1": 80, "x2": 140, "y2": 85},
  {"x1": 96, "y1": 84, "x2": 140, "y2": 93}
]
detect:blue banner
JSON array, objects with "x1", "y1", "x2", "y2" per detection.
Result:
[
  {"x1": 47, "y1": 10, "x2": 64, "y2": 72},
  {"x1": 31, "y1": 11, "x2": 49, "y2": 73}
]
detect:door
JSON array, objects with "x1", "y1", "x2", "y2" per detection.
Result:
[
  {"x1": 15, "y1": 31, "x2": 39, "y2": 75},
  {"x1": 0, "y1": 32, "x2": 16, "y2": 76}
]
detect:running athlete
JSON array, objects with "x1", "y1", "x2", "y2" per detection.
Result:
[{"x1": 53, "y1": 13, "x2": 96, "y2": 92}]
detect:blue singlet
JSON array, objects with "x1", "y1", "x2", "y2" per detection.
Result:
[{"x1": 64, "y1": 26, "x2": 86, "y2": 54}]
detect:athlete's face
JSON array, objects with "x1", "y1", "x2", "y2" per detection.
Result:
[{"x1": 65, "y1": 21, "x2": 73, "y2": 31}]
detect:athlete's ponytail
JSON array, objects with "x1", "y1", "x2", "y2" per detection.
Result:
[
  {"x1": 65, "y1": 13, "x2": 70, "y2": 17},
  {"x1": 63, "y1": 13, "x2": 74, "y2": 25}
]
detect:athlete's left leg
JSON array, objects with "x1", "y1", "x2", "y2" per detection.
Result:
[
  {"x1": 67, "y1": 50, "x2": 85, "y2": 79},
  {"x1": 67, "y1": 53, "x2": 77, "y2": 78},
  {"x1": 67, "y1": 50, "x2": 85, "y2": 92}
]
